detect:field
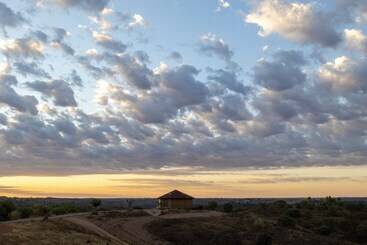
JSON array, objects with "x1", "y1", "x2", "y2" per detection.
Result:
[
  {"x1": 0, "y1": 219, "x2": 119, "y2": 245},
  {"x1": 0, "y1": 197, "x2": 366, "y2": 245}
]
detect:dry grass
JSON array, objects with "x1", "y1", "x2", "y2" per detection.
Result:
[{"x1": 0, "y1": 219, "x2": 115, "y2": 245}]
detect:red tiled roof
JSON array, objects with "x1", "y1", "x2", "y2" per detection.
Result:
[{"x1": 158, "y1": 190, "x2": 194, "y2": 200}]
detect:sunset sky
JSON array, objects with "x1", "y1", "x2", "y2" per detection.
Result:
[{"x1": 0, "y1": 0, "x2": 367, "y2": 198}]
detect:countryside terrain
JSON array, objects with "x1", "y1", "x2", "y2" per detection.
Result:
[{"x1": 0, "y1": 197, "x2": 366, "y2": 244}]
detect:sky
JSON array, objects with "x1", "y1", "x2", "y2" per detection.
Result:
[{"x1": 0, "y1": 0, "x2": 367, "y2": 198}]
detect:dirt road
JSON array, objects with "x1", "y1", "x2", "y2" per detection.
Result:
[
  {"x1": 1, "y1": 210, "x2": 224, "y2": 245},
  {"x1": 86, "y1": 210, "x2": 225, "y2": 245},
  {"x1": 65, "y1": 216, "x2": 127, "y2": 245}
]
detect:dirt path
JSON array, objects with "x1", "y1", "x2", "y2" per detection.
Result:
[
  {"x1": 64, "y1": 216, "x2": 127, "y2": 245},
  {"x1": 107, "y1": 211, "x2": 225, "y2": 245}
]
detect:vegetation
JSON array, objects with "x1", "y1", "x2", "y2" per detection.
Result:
[
  {"x1": 148, "y1": 197, "x2": 367, "y2": 244},
  {"x1": 0, "y1": 199, "x2": 97, "y2": 221}
]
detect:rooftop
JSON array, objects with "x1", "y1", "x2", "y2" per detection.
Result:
[{"x1": 158, "y1": 190, "x2": 194, "y2": 200}]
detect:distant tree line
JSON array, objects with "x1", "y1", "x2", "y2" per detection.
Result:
[{"x1": 0, "y1": 198, "x2": 104, "y2": 221}]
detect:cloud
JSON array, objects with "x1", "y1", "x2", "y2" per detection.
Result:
[
  {"x1": 245, "y1": 0, "x2": 342, "y2": 47},
  {"x1": 50, "y1": 27, "x2": 75, "y2": 55},
  {"x1": 0, "y1": 38, "x2": 44, "y2": 59},
  {"x1": 0, "y1": 2, "x2": 25, "y2": 30},
  {"x1": 92, "y1": 31, "x2": 127, "y2": 53},
  {"x1": 207, "y1": 69, "x2": 251, "y2": 95},
  {"x1": 128, "y1": 14, "x2": 146, "y2": 28},
  {"x1": 216, "y1": 0, "x2": 230, "y2": 12},
  {"x1": 14, "y1": 61, "x2": 51, "y2": 78},
  {"x1": 254, "y1": 50, "x2": 307, "y2": 91},
  {"x1": 26, "y1": 80, "x2": 77, "y2": 107},
  {"x1": 167, "y1": 51, "x2": 183, "y2": 62},
  {"x1": 104, "y1": 52, "x2": 153, "y2": 90},
  {"x1": 199, "y1": 33, "x2": 233, "y2": 61},
  {"x1": 43, "y1": 0, "x2": 111, "y2": 12},
  {"x1": 0, "y1": 75, "x2": 38, "y2": 115},
  {"x1": 319, "y1": 56, "x2": 367, "y2": 93},
  {"x1": 344, "y1": 29, "x2": 367, "y2": 53}
]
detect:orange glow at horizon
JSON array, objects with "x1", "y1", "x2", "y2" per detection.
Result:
[{"x1": 0, "y1": 166, "x2": 366, "y2": 198}]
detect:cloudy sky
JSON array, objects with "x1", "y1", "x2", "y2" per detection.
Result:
[{"x1": 0, "y1": 0, "x2": 367, "y2": 197}]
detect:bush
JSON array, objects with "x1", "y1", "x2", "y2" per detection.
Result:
[
  {"x1": 32, "y1": 205, "x2": 50, "y2": 216},
  {"x1": 223, "y1": 203, "x2": 233, "y2": 213},
  {"x1": 91, "y1": 199, "x2": 102, "y2": 209},
  {"x1": 256, "y1": 233, "x2": 272, "y2": 245},
  {"x1": 278, "y1": 215, "x2": 295, "y2": 227},
  {"x1": 18, "y1": 207, "x2": 33, "y2": 219},
  {"x1": 273, "y1": 200, "x2": 288, "y2": 209},
  {"x1": 317, "y1": 225, "x2": 332, "y2": 236},
  {"x1": 356, "y1": 221, "x2": 367, "y2": 241},
  {"x1": 0, "y1": 201, "x2": 16, "y2": 221},
  {"x1": 287, "y1": 208, "x2": 301, "y2": 218},
  {"x1": 253, "y1": 217, "x2": 267, "y2": 230}
]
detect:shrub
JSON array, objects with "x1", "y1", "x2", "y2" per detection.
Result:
[
  {"x1": 287, "y1": 208, "x2": 301, "y2": 218},
  {"x1": 32, "y1": 205, "x2": 50, "y2": 216},
  {"x1": 256, "y1": 233, "x2": 272, "y2": 245},
  {"x1": 317, "y1": 225, "x2": 332, "y2": 236},
  {"x1": 356, "y1": 221, "x2": 367, "y2": 241},
  {"x1": 91, "y1": 199, "x2": 102, "y2": 209},
  {"x1": 18, "y1": 207, "x2": 33, "y2": 219},
  {"x1": 223, "y1": 203, "x2": 233, "y2": 213},
  {"x1": 273, "y1": 200, "x2": 288, "y2": 209},
  {"x1": 278, "y1": 215, "x2": 295, "y2": 227},
  {"x1": 0, "y1": 201, "x2": 16, "y2": 220},
  {"x1": 253, "y1": 217, "x2": 267, "y2": 230}
]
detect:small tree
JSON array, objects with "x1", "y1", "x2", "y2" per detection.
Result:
[
  {"x1": 0, "y1": 201, "x2": 16, "y2": 221},
  {"x1": 91, "y1": 199, "x2": 102, "y2": 213}
]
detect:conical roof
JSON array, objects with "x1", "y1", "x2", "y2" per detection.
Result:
[{"x1": 158, "y1": 190, "x2": 194, "y2": 200}]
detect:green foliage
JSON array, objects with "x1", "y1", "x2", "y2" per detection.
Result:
[
  {"x1": 18, "y1": 207, "x2": 33, "y2": 219},
  {"x1": 256, "y1": 233, "x2": 272, "y2": 245},
  {"x1": 0, "y1": 201, "x2": 16, "y2": 221},
  {"x1": 32, "y1": 205, "x2": 50, "y2": 216}
]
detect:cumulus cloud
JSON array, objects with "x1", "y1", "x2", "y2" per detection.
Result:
[
  {"x1": 245, "y1": 0, "x2": 342, "y2": 47},
  {"x1": 207, "y1": 69, "x2": 251, "y2": 95},
  {"x1": 0, "y1": 75, "x2": 38, "y2": 115},
  {"x1": 0, "y1": 38, "x2": 44, "y2": 59},
  {"x1": 2, "y1": 0, "x2": 367, "y2": 176},
  {"x1": 319, "y1": 56, "x2": 367, "y2": 93},
  {"x1": 254, "y1": 50, "x2": 307, "y2": 91},
  {"x1": 344, "y1": 29, "x2": 367, "y2": 53},
  {"x1": 26, "y1": 80, "x2": 77, "y2": 107}
]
